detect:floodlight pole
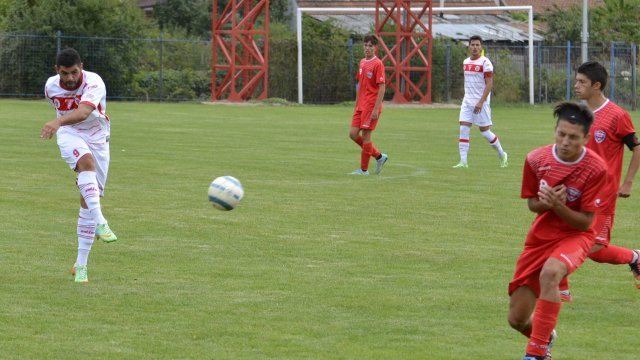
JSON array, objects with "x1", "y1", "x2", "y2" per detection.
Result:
[
  {"x1": 581, "y1": 0, "x2": 589, "y2": 63},
  {"x1": 296, "y1": 6, "x2": 535, "y2": 104}
]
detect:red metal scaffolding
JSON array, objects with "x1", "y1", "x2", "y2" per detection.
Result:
[
  {"x1": 212, "y1": 0, "x2": 269, "y2": 101},
  {"x1": 375, "y1": 0, "x2": 433, "y2": 103}
]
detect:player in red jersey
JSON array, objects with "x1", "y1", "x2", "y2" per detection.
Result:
[
  {"x1": 558, "y1": 61, "x2": 640, "y2": 301},
  {"x1": 348, "y1": 34, "x2": 388, "y2": 175},
  {"x1": 508, "y1": 102, "x2": 608, "y2": 360}
]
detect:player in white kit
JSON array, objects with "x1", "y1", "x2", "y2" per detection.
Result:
[
  {"x1": 40, "y1": 48, "x2": 117, "y2": 283},
  {"x1": 453, "y1": 35, "x2": 508, "y2": 169}
]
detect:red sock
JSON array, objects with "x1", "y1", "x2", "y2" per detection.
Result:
[
  {"x1": 354, "y1": 136, "x2": 381, "y2": 158},
  {"x1": 558, "y1": 276, "x2": 568, "y2": 292},
  {"x1": 527, "y1": 299, "x2": 561, "y2": 356},
  {"x1": 589, "y1": 245, "x2": 635, "y2": 264},
  {"x1": 361, "y1": 143, "x2": 373, "y2": 171},
  {"x1": 371, "y1": 143, "x2": 381, "y2": 159}
]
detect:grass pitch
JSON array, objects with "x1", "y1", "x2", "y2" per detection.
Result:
[{"x1": 1, "y1": 99, "x2": 639, "y2": 359}]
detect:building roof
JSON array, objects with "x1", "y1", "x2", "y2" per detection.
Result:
[
  {"x1": 505, "y1": 0, "x2": 604, "y2": 14},
  {"x1": 295, "y1": 1, "x2": 543, "y2": 42}
]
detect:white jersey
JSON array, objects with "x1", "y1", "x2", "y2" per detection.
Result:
[
  {"x1": 462, "y1": 55, "x2": 493, "y2": 105},
  {"x1": 44, "y1": 70, "x2": 110, "y2": 143}
]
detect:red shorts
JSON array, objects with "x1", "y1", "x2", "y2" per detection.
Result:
[
  {"x1": 593, "y1": 213, "x2": 614, "y2": 246},
  {"x1": 508, "y1": 231, "x2": 594, "y2": 297},
  {"x1": 351, "y1": 108, "x2": 380, "y2": 130}
]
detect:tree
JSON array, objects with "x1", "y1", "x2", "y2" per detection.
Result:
[
  {"x1": 542, "y1": 0, "x2": 640, "y2": 45},
  {"x1": 0, "y1": 0, "x2": 153, "y2": 97},
  {"x1": 592, "y1": 0, "x2": 640, "y2": 43},
  {"x1": 154, "y1": 0, "x2": 212, "y2": 39}
]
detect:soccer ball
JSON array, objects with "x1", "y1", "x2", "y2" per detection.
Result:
[{"x1": 208, "y1": 176, "x2": 244, "y2": 211}]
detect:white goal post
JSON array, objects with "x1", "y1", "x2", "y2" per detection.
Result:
[{"x1": 296, "y1": 6, "x2": 535, "y2": 104}]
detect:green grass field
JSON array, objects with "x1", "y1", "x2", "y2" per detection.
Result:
[{"x1": 1, "y1": 99, "x2": 639, "y2": 359}]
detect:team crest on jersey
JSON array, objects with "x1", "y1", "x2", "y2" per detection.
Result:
[
  {"x1": 594, "y1": 129, "x2": 606, "y2": 143},
  {"x1": 367, "y1": 71, "x2": 373, "y2": 79},
  {"x1": 566, "y1": 187, "x2": 582, "y2": 202},
  {"x1": 53, "y1": 98, "x2": 60, "y2": 108}
]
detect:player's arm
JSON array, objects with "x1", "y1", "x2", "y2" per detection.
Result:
[
  {"x1": 370, "y1": 83, "x2": 385, "y2": 120},
  {"x1": 619, "y1": 135, "x2": 640, "y2": 197},
  {"x1": 474, "y1": 74, "x2": 493, "y2": 114},
  {"x1": 40, "y1": 103, "x2": 94, "y2": 139},
  {"x1": 538, "y1": 185, "x2": 594, "y2": 230}
]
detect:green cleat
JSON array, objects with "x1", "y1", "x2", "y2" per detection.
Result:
[
  {"x1": 96, "y1": 223, "x2": 117, "y2": 243},
  {"x1": 74, "y1": 264, "x2": 88, "y2": 283},
  {"x1": 500, "y1": 152, "x2": 509, "y2": 168},
  {"x1": 452, "y1": 162, "x2": 468, "y2": 169}
]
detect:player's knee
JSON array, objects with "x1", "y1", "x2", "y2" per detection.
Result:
[
  {"x1": 75, "y1": 153, "x2": 96, "y2": 172},
  {"x1": 507, "y1": 313, "x2": 529, "y2": 331},
  {"x1": 539, "y1": 263, "x2": 565, "y2": 286}
]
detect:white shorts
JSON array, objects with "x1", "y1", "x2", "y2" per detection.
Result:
[
  {"x1": 459, "y1": 102, "x2": 492, "y2": 127},
  {"x1": 56, "y1": 130, "x2": 110, "y2": 196}
]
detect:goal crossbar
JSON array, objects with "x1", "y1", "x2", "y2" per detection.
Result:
[{"x1": 296, "y1": 6, "x2": 535, "y2": 104}]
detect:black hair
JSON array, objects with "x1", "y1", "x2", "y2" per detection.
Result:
[
  {"x1": 553, "y1": 101, "x2": 594, "y2": 135},
  {"x1": 363, "y1": 34, "x2": 378, "y2": 46},
  {"x1": 55, "y1": 48, "x2": 82, "y2": 67},
  {"x1": 469, "y1": 35, "x2": 482, "y2": 44},
  {"x1": 577, "y1": 61, "x2": 608, "y2": 90}
]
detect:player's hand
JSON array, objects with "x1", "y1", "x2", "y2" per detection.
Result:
[
  {"x1": 538, "y1": 184, "x2": 566, "y2": 208},
  {"x1": 40, "y1": 119, "x2": 61, "y2": 139},
  {"x1": 370, "y1": 110, "x2": 379, "y2": 120},
  {"x1": 618, "y1": 182, "x2": 633, "y2": 198},
  {"x1": 473, "y1": 102, "x2": 483, "y2": 114}
]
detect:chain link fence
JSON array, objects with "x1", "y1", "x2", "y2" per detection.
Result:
[{"x1": 1, "y1": 32, "x2": 638, "y2": 109}]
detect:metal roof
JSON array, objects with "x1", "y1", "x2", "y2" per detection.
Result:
[{"x1": 309, "y1": 13, "x2": 543, "y2": 42}]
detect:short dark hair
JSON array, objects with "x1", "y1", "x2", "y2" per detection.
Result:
[
  {"x1": 469, "y1": 35, "x2": 482, "y2": 44},
  {"x1": 56, "y1": 48, "x2": 82, "y2": 67},
  {"x1": 553, "y1": 101, "x2": 594, "y2": 135},
  {"x1": 363, "y1": 34, "x2": 378, "y2": 45},
  {"x1": 577, "y1": 61, "x2": 608, "y2": 90}
]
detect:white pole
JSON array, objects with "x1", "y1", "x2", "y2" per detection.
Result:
[
  {"x1": 529, "y1": 7, "x2": 534, "y2": 104},
  {"x1": 581, "y1": 0, "x2": 589, "y2": 63},
  {"x1": 296, "y1": 6, "x2": 535, "y2": 104},
  {"x1": 297, "y1": 8, "x2": 303, "y2": 104}
]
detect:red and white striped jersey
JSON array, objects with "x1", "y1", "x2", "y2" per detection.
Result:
[
  {"x1": 521, "y1": 144, "x2": 608, "y2": 239},
  {"x1": 589, "y1": 99, "x2": 636, "y2": 214},
  {"x1": 44, "y1": 70, "x2": 110, "y2": 142},
  {"x1": 462, "y1": 55, "x2": 493, "y2": 105}
]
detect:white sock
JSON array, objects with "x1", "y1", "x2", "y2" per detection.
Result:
[
  {"x1": 481, "y1": 130, "x2": 505, "y2": 158},
  {"x1": 458, "y1": 125, "x2": 470, "y2": 164},
  {"x1": 77, "y1": 171, "x2": 107, "y2": 225},
  {"x1": 76, "y1": 208, "x2": 95, "y2": 266}
]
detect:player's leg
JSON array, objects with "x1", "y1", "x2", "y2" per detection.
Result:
[
  {"x1": 75, "y1": 146, "x2": 117, "y2": 242},
  {"x1": 527, "y1": 236, "x2": 590, "y2": 358},
  {"x1": 508, "y1": 286, "x2": 536, "y2": 337},
  {"x1": 524, "y1": 258, "x2": 566, "y2": 358},
  {"x1": 454, "y1": 105, "x2": 472, "y2": 168},
  {"x1": 478, "y1": 124, "x2": 507, "y2": 168},
  {"x1": 359, "y1": 129, "x2": 374, "y2": 173},
  {"x1": 74, "y1": 207, "x2": 95, "y2": 283},
  {"x1": 587, "y1": 214, "x2": 640, "y2": 287}
]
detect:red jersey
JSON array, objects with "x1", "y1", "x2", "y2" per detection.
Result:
[
  {"x1": 588, "y1": 99, "x2": 636, "y2": 214},
  {"x1": 521, "y1": 144, "x2": 608, "y2": 240},
  {"x1": 356, "y1": 56, "x2": 385, "y2": 111}
]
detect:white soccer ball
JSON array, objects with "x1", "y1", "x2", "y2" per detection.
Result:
[{"x1": 208, "y1": 176, "x2": 244, "y2": 211}]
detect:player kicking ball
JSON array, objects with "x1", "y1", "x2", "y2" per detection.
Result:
[{"x1": 41, "y1": 48, "x2": 117, "y2": 283}]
